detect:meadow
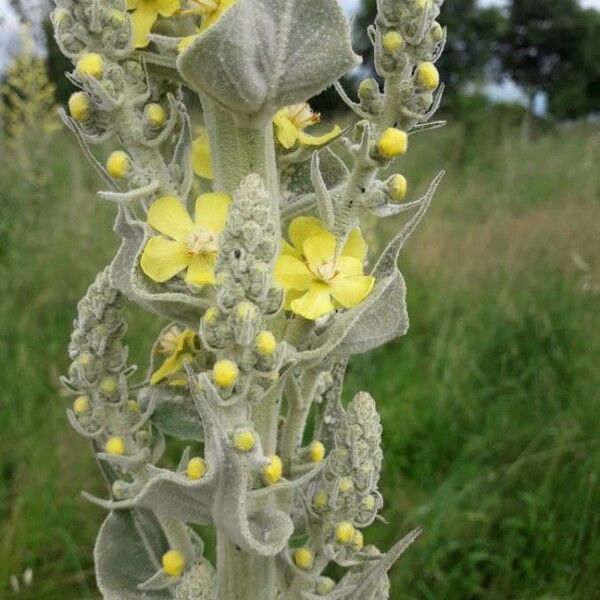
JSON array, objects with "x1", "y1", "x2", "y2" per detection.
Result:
[{"x1": 0, "y1": 114, "x2": 599, "y2": 598}]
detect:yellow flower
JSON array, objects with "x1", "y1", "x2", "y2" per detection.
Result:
[
  {"x1": 151, "y1": 326, "x2": 199, "y2": 385},
  {"x1": 140, "y1": 193, "x2": 231, "y2": 286},
  {"x1": 274, "y1": 217, "x2": 375, "y2": 320},
  {"x1": 273, "y1": 103, "x2": 341, "y2": 150},
  {"x1": 191, "y1": 129, "x2": 213, "y2": 179},
  {"x1": 127, "y1": 0, "x2": 181, "y2": 49}
]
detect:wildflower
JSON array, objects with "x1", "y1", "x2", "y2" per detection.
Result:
[
  {"x1": 308, "y1": 440, "x2": 326, "y2": 463},
  {"x1": 73, "y1": 395, "x2": 90, "y2": 415},
  {"x1": 382, "y1": 31, "x2": 404, "y2": 53},
  {"x1": 261, "y1": 455, "x2": 283, "y2": 485},
  {"x1": 233, "y1": 429, "x2": 256, "y2": 452},
  {"x1": 140, "y1": 193, "x2": 231, "y2": 286},
  {"x1": 415, "y1": 62, "x2": 440, "y2": 90},
  {"x1": 145, "y1": 103, "x2": 167, "y2": 127},
  {"x1": 377, "y1": 128, "x2": 408, "y2": 159},
  {"x1": 334, "y1": 521, "x2": 355, "y2": 545},
  {"x1": 186, "y1": 457, "x2": 207, "y2": 480},
  {"x1": 127, "y1": 0, "x2": 181, "y2": 49},
  {"x1": 273, "y1": 103, "x2": 341, "y2": 150},
  {"x1": 274, "y1": 217, "x2": 375, "y2": 320},
  {"x1": 106, "y1": 151, "x2": 130, "y2": 178},
  {"x1": 151, "y1": 326, "x2": 198, "y2": 385},
  {"x1": 162, "y1": 549, "x2": 185, "y2": 577},
  {"x1": 68, "y1": 92, "x2": 90, "y2": 122},
  {"x1": 388, "y1": 174, "x2": 407, "y2": 201},
  {"x1": 293, "y1": 547, "x2": 314, "y2": 570},
  {"x1": 76, "y1": 53, "x2": 103, "y2": 78},
  {"x1": 191, "y1": 129, "x2": 213, "y2": 179},
  {"x1": 255, "y1": 331, "x2": 277, "y2": 355},
  {"x1": 105, "y1": 436, "x2": 126, "y2": 455},
  {"x1": 213, "y1": 359, "x2": 238, "y2": 388}
]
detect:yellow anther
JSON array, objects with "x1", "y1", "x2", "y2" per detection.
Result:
[
  {"x1": 339, "y1": 477, "x2": 354, "y2": 493},
  {"x1": 255, "y1": 331, "x2": 277, "y2": 355},
  {"x1": 261, "y1": 454, "x2": 282, "y2": 485},
  {"x1": 416, "y1": 62, "x2": 440, "y2": 91},
  {"x1": 351, "y1": 529, "x2": 364, "y2": 552},
  {"x1": 233, "y1": 429, "x2": 256, "y2": 452},
  {"x1": 106, "y1": 151, "x2": 130, "y2": 179},
  {"x1": 105, "y1": 436, "x2": 126, "y2": 455},
  {"x1": 213, "y1": 359, "x2": 239, "y2": 388},
  {"x1": 377, "y1": 128, "x2": 408, "y2": 159},
  {"x1": 388, "y1": 174, "x2": 408, "y2": 202},
  {"x1": 308, "y1": 440, "x2": 326, "y2": 463},
  {"x1": 186, "y1": 457, "x2": 207, "y2": 480},
  {"x1": 293, "y1": 547, "x2": 314, "y2": 570},
  {"x1": 99, "y1": 376, "x2": 117, "y2": 394},
  {"x1": 76, "y1": 52, "x2": 103, "y2": 78},
  {"x1": 68, "y1": 92, "x2": 90, "y2": 122},
  {"x1": 313, "y1": 491, "x2": 329, "y2": 510},
  {"x1": 334, "y1": 521, "x2": 355, "y2": 545},
  {"x1": 203, "y1": 306, "x2": 219, "y2": 325},
  {"x1": 73, "y1": 395, "x2": 90, "y2": 415},
  {"x1": 382, "y1": 31, "x2": 404, "y2": 53},
  {"x1": 162, "y1": 549, "x2": 185, "y2": 577},
  {"x1": 146, "y1": 103, "x2": 167, "y2": 127}
]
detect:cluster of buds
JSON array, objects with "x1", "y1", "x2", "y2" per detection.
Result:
[{"x1": 53, "y1": 0, "x2": 448, "y2": 597}]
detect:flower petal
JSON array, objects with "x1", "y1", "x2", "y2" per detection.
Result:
[
  {"x1": 126, "y1": 0, "x2": 140, "y2": 8},
  {"x1": 185, "y1": 254, "x2": 217, "y2": 286},
  {"x1": 157, "y1": 0, "x2": 180, "y2": 17},
  {"x1": 290, "y1": 283, "x2": 334, "y2": 320},
  {"x1": 281, "y1": 239, "x2": 300, "y2": 258},
  {"x1": 151, "y1": 353, "x2": 184, "y2": 384},
  {"x1": 303, "y1": 231, "x2": 336, "y2": 269},
  {"x1": 342, "y1": 228, "x2": 367, "y2": 262},
  {"x1": 147, "y1": 196, "x2": 194, "y2": 240},
  {"x1": 130, "y1": 3, "x2": 158, "y2": 48},
  {"x1": 140, "y1": 237, "x2": 190, "y2": 282},
  {"x1": 283, "y1": 289, "x2": 305, "y2": 310},
  {"x1": 336, "y1": 255, "x2": 364, "y2": 277},
  {"x1": 194, "y1": 193, "x2": 231, "y2": 233},
  {"x1": 273, "y1": 112, "x2": 299, "y2": 149},
  {"x1": 330, "y1": 275, "x2": 375, "y2": 309},
  {"x1": 288, "y1": 216, "x2": 326, "y2": 253},
  {"x1": 274, "y1": 255, "x2": 313, "y2": 290},
  {"x1": 191, "y1": 129, "x2": 213, "y2": 179},
  {"x1": 201, "y1": 0, "x2": 237, "y2": 31},
  {"x1": 297, "y1": 124, "x2": 341, "y2": 147}
]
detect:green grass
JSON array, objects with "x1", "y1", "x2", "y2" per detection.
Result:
[{"x1": 0, "y1": 119, "x2": 599, "y2": 598}]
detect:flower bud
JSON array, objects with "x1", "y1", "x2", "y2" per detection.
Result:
[
  {"x1": 293, "y1": 547, "x2": 314, "y2": 570},
  {"x1": 377, "y1": 128, "x2": 408, "y2": 159},
  {"x1": 339, "y1": 477, "x2": 354, "y2": 493},
  {"x1": 186, "y1": 457, "x2": 207, "y2": 480},
  {"x1": 316, "y1": 577, "x2": 335, "y2": 595},
  {"x1": 76, "y1": 53, "x2": 103, "y2": 78},
  {"x1": 203, "y1": 306, "x2": 220, "y2": 325},
  {"x1": 106, "y1": 151, "x2": 130, "y2": 179},
  {"x1": 255, "y1": 330, "x2": 277, "y2": 355},
  {"x1": 382, "y1": 31, "x2": 404, "y2": 53},
  {"x1": 430, "y1": 22, "x2": 444, "y2": 43},
  {"x1": 388, "y1": 174, "x2": 408, "y2": 201},
  {"x1": 72, "y1": 396, "x2": 89, "y2": 415},
  {"x1": 162, "y1": 550, "x2": 185, "y2": 577},
  {"x1": 261, "y1": 454, "x2": 282, "y2": 485},
  {"x1": 351, "y1": 529, "x2": 364, "y2": 552},
  {"x1": 308, "y1": 440, "x2": 326, "y2": 462},
  {"x1": 145, "y1": 103, "x2": 167, "y2": 127},
  {"x1": 313, "y1": 491, "x2": 329, "y2": 510},
  {"x1": 233, "y1": 429, "x2": 256, "y2": 452},
  {"x1": 416, "y1": 62, "x2": 440, "y2": 91},
  {"x1": 334, "y1": 521, "x2": 355, "y2": 545},
  {"x1": 68, "y1": 92, "x2": 91, "y2": 122},
  {"x1": 213, "y1": 359, "x2": 239, "y2": 387},
  {"x1": 105, "y1": 436, "x2": 125, "y2": 455}
]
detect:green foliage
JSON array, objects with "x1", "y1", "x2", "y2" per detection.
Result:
[{"x1": 1, "y1": 119, "x2": 599, "y2": 596}]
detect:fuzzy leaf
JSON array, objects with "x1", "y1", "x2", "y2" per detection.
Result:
[
  {"x1": 95, "y1": 509, "x2": 172, "y2": 600},
  {"x1": 177, "y1": 0, "x2": 359, "y2": 126}
]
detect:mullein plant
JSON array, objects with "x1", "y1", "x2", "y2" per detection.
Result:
[{"x1": 52, "y1": 0, "x2": 447, "y2": 597}]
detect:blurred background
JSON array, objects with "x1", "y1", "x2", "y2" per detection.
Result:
[{"x1": 1, "y1": 0, "x2": 599, "y2": 597}]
